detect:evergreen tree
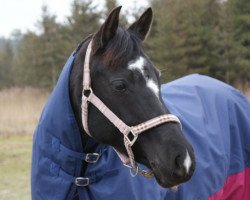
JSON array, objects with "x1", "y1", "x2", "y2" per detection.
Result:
[
  {"x1": 13, "y1": 32, "x2": 41, "y2": 87},
  {"x1": 12, "y1": 2, "x2": 103, "y2": 89},
  {"x1": 211, "y1": 1, "x2": 239, "y2": 84},
  {"x1": 229, "y1": 0, "x2": 250, "y2": 90},
  {"x1": 147, "y1": 0, "x2": 229, "y2": 83},
  {"x1": 13, "y1": 6, "x2": 64, "y2": 88},
  {"x1": 148, "y1": 0, "x2": 210, "y2": 82},
  {"x1": 0, "y1": 40, "x2": 14, "y2": 88},
  {"x1": 39, "y1": 5, "x2": 62, "y2": 87},
  {"x1": 67, "y1": 0, "x2": 101, "y2": 45}
]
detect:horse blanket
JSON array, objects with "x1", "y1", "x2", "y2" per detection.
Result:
[
  {"x1": 31, "y1": 52, "x2": 250, "y2": 200},
  {"x1": 162, "y1": 75, "x2": 250, "y2": 200}
]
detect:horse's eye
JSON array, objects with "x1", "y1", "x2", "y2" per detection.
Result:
[{"x1": 112, "y1": 80, "x2": 127, "y2": 92}]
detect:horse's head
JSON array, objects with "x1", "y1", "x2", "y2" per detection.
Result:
[{"x1": 71, "y1": 6, "x2": 195, "y2": 188}]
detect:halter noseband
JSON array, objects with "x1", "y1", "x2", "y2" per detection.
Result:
[{"x1": 81, "y1": 39, "x2": 182, "y2": 178}]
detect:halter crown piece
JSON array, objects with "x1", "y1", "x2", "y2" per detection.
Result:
[{"x1": 81, "y1": 39, "x2": 182, "y2": 178}]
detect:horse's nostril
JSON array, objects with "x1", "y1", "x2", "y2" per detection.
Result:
[
  {"x1": 173, "y1": 155, "x2": 185, "y2": 178},
  {"x1": 175, "y1": 155, "x2": 182, "y2": 169}
]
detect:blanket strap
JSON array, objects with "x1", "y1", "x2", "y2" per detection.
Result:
[
  {"x1": 58, "y1": 166, "x2": 119, "y2": 187},
  {"x1": 52, "y1": 136, "x2": 102, "y2": 163}
]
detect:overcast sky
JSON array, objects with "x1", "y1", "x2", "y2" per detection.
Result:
[{"x1": 0, "y1": 0, "x2": 149, "y2": 38}]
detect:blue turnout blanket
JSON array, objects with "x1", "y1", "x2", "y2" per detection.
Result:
[
  {"x1": 161, "y1": 74, "x2": 250, "y2": 200},
  {"x1": 31, "y1": 52, "x2": 250, "y2": 199}
]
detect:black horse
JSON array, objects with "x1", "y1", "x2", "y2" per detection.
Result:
[
  {"x1": 70, "y1": 6, "x2": 195, "y2": 188},
  {"x1": 31, "y1": 6, "x2": 196, "y2": 200}
]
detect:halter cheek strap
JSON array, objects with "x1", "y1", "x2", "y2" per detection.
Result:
[{"x1": 81, "y1": 39, "x2": 182, "y2": 178}]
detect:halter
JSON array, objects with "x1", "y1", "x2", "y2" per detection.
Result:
[{"x1": 81, "y1": 40, "x2": 181, "y2": 178}]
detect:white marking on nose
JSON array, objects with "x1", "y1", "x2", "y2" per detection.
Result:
[
  {"x1": 183, "y1": 150, "x2": 192, "y2": 174},
  {"x1": 128, "y1": 56, "x2": 160, "y2": 98}
]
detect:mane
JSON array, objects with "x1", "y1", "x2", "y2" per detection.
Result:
[{"x1": 101, "y1": 27, "x2": 143, "y2": 68}]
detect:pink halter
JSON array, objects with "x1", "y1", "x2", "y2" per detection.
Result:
[{"x1": 81, "y1": 40, "x2": 181, "y2": 178}]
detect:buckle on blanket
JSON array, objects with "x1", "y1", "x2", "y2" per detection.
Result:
[
  {"x1": 85, "y1": 153, "x2": 100, "y2": 163},
  {"x1": 75, "y1": 177, "x2": 89, "y2": 187}
]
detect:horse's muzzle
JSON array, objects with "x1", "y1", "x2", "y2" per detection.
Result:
[{"x1": 150, "y1": 148, "x2": 196, "y2": 188}]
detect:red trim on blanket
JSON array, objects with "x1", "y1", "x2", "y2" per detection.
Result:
[{"x1": 208, "y1": 167, "x2": 250, "y2": 200}]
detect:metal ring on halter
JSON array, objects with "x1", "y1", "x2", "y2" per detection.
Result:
[
  {"x1": 83, "y1": 87, "x2": 93, "y2": 97},
  {"x1": 124, "y1": 132, "x2": 138, "y2": 146},
  {"x1": 130, "y1": 166, "x2": 139, "y2": 177}
]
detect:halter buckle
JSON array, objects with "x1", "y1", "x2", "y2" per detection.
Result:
[{"x1": 124, "y1": 131, "x2": 138, "y2": 146}]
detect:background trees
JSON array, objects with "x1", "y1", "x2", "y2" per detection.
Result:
[{"x1": 0, "y1": 0, "x2": 249, "y2": 90}]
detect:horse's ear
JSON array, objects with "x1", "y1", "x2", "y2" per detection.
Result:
[
  {"x1": 93, "y1": 6, "x2": 121, "y2": 51},
  {"x1": 128, "y1": 8, "x2": 153, "y2": 41}
]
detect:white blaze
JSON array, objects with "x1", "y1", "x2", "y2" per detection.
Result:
[
  {"x1": 128, "y1": 56, "x2": 145, "y2": 74},
  {"x1": 147, "y1": 79, "x2": 159, "y2": 97},
  {"x1": 128, "y1": 56, "x2": 159, "y2": 97},
  {"x1": 183, "y1": 150, "x2": 192, "y2": 174}
]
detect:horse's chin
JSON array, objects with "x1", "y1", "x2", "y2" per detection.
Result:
[
  {"x1": 131, "y1": 158, "x2": 181, "y2": 189},
  {"x1": 153, "y1": 174, "x2": 179, "y2": 189},
  {"x1": 150, "y1": 164, "x2": 182, "y2": 190},
  {"x1": 152, "y1": 168, "x2": 192, "y2": 190}
]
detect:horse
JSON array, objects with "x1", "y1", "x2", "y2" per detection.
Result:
[
  {"x1": 31, "y1": 6, "x2": 250, "y2": 200},
  {"x1": 31, "y1": 6, "x2": 195, "y2": 199}
]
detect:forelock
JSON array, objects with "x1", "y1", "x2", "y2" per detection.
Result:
[{"x1": 101, "y1": 27, "x2": 143, "y2": 68}]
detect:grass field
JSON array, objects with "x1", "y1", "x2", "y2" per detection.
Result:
[
  {"x1": 0, "y1": 88, "x2": 48, "y2": 199},
  {"x1": 0, "y1": 134, "x2": 32, "y2": 199}
]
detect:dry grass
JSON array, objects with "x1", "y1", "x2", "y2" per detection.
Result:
[{"x1": 0, "y1": 87, "x2": 49, "y2": 135}]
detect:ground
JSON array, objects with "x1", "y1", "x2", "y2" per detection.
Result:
[
  {"x1": 0, "y1": 134, "x2": 32, "y2": 199},
  {"x1": 0, "y1": 88, "x2": 48, "y2": 200}
]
